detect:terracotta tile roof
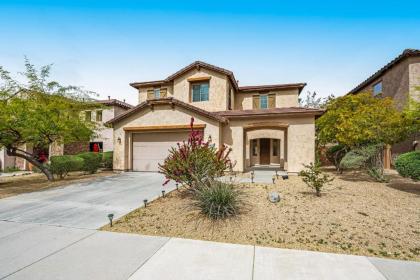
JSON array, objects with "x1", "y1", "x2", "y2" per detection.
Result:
[
  {"x1": 348, "y1": 49, "x2": 420, "y2": 95},
  {"x1": 96, "y1": 99, "x2": 134, "y2": 109},
  {"x1": 105, "y1": 97, "x2": 227, "y2": 125},
  {"x1": 216, "y1": 107, "x2": 324, "y2": 118},
  {"x1": 238, "y1": 83, "x2": 307, "y2": 94},
  {"x1": 130, "y1": 61, "x2": 239, "y2": 90}
]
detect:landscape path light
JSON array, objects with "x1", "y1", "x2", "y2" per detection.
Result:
[
  {"x1": 143, "y1": 199, "x2": 148, "y2": 207},
  {"x1": 108, "y1": 213, "x2": 114, "y2": 227}
]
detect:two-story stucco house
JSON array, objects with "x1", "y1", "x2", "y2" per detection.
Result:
[
  {"x1": 106, "y1": 61, "x2": 323, "y2": 173},
  {"x1": 348, "y1": 49, "x2": 420, "y2": 166}
]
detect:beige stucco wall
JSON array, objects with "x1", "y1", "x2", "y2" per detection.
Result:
[
  {"x1": 409, "y1": 62, "x2": 420, "y2": 103},
  {"x1": 234, "y1": 89, "x2": 300, "y2": 110},
  {"x1": 354, "y1": 56, "x2": 420, "y2": 110},
  {"x1": 172, "y1": 68, "x2": 229, "y2": 112},
  {"x1": 112, "y1": 105, "x2": 221, "y2": 170},
  {"x1": 222, "y1": 116, "x2": 315, "y2": 173},
  {"x1": 138, "y1": 84, "x2": 174, "y2": 104},
  {"x1": 0, "y1": 149, "x2": 16, "y2": 171},
  {"x1": 91, "y1": 107, "x2": 115, "y2": 152}
]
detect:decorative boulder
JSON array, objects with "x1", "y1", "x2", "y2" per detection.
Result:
[{"x1": 268, "y1": 192, "x2": 281, "y2": 203}]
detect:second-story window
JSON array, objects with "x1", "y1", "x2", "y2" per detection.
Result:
[
  {"x1": 373, "y1": 81, "x2": 382, "y2": 96},
  {"x1": 96, "y1": 110, "x2": 103, "y2": 122},
  {"x1": 192, "y1": 82, "x2": 209, "y2": 102},
  {"x1": 260, "y1": 94, "x2": 268, "y2": 109},
  {"x1": 253, "y1": 93, "x2": 275, "y2": 109},
  {"x1": 154, "y1": 88, "x2": 161, "y2": 99}
]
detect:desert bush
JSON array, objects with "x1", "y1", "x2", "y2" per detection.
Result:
[
  {"x1": 326, "y1": 144, "x2": 347, "y2": 171},
  {"x1": 395, "y1": 151, "x2": 420, "y2": 181},
  {"x1": 159, "y1": 117, "x2": 233, "y2": 189},
  {"x1": 50, "y1": 155, "x2": 84, "y2": 179},
  {"x1": 340, "y1": 144, "x2": 388, "y2": 182},
  {"x1": 192, "y1": 179, "x2": 243, "y2": 219},
  {"x1": 77, "y1": 152, "x2": 102, "y2": 174},
  {"x1": 102, "y1": 151, "x2": 113, "y2": 169},
  {"x1": 299, "y1": 162, "x2": 333, "y2": 197}
]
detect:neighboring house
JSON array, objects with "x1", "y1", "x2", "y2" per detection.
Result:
[
  {"x1": 0, "y1": 149, "x2": 16, "y2": 172},
  {"x1": 51, "y1": 97, "x2": 134, "y2": 156},
  {"x1": 84, "y1": 98, "x2": 134, "y2": 153},
  {"x1": 348, "y1": 49, "x2": 420, "y2": 165},
  {"x1": 7, "y1": 98, "x2": 133, "y2": 171},
  {"x1": 106, "y1": 61, "x2": 323, "y2": 173}
]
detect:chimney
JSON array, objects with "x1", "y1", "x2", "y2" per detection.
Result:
[{"x1": 108, "y1": 96, "x2": 110, "y2": 100}]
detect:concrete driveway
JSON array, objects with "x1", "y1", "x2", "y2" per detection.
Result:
[{"x1": 0, "y1": 172, "x2": 175, "y2": 229}]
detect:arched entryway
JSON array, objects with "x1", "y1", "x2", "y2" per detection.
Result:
[{"x1": 244, "y1": 123, "x2": 288, "y2": 171}]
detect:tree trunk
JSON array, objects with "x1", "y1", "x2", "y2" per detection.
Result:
[{"x1": 6, "y1": 147, "x2": 53, "y2": 181}]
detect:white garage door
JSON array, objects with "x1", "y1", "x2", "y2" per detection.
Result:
[{"x1": 132, "y1": 132, "x2": 189, "y2": 172}]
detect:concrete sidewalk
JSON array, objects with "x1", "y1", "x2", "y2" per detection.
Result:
[{"x1": 1, "y1": 221, "x2": 419, "y2": 280}]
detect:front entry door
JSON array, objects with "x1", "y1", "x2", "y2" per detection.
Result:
[{"x1": 260, "y1": 138, "x2": 270, "y2": 165}]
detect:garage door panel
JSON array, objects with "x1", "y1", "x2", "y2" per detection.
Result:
[{"x1": 132, "y1": 132, "x2": 189, "y2": 172}]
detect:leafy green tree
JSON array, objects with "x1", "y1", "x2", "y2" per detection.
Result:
[
  {"x1": 0, "y1": 59, "x2": 100, "y2": 180},
  {"x1": 317, "y1": 93, "x2": 413, "y2": 148}
]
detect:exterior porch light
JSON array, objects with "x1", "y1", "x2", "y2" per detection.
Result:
[
  {"x1": 107, "y1": 213, "x2": 114, "y2": 227},
  {"x1": 143, "y1": 199, "x2": 148, "y2": 207},
  {"x1": 162, "y1": 190, "x2": 165, "y2": 197},
  {"x1": 117, "y1": 137, "x2": 121, "y2": 144}
]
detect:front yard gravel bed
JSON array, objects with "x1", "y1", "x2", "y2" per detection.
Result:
[{"x1": 102, "y1": 171, "x2": 420, "y2": 261}]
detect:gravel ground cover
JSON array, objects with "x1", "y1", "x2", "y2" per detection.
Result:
[{"x1": 103, "y1": 170, "x2": 420, "y2": 261}]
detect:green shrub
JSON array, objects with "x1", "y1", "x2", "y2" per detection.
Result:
[
  {"x1": 192, "y1": 180, "x2": 243, "y2": 219},
  {"x1": 340, "y1": 144, "x2": 388, "y2": 182},
  {"x1": 299, "y1": 162, "x2": 334, "y2": 197},
  {"x1": 3, "y1": 166, "x2": 21, "y2": 173},
  {"x1": 77, "y1": 152, "x2": 102, "y2": 174},
  {"x1": 102, "y1": 151, "x2": 113, "y2": 169},
  {"x1": 395, "y1": 151, "x2": 420, "y2": 181},
  {"x1": 50, "y1": 155, "x2": 84, "y2": 179}
]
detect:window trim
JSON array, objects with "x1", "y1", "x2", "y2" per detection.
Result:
[
  {"x1": 260, "y1": 94, "x2": 268, "y2": 109},
  {"x1": 373, "y1": 81, "x2": 383, "y2": 96},
  {"x1": 154, "y1": 88, "x2": 161, "y2": 99},
  {"x1": 96, "y1": 110, "x2": 103, "y2": 122},
  {"x1": 85, "y1": 111, "x2": 92, "y2": 122},
  {"x1": 191, "y1": 82, "x2": 210, "y2": 102}
]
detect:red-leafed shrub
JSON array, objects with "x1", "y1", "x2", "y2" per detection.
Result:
[{"x1": 159, "y1": 117, "x2": 233, "y2": 189}]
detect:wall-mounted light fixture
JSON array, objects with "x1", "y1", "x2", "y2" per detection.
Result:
[{"x1": 117, "y1": 137, "x2": 121, "y2": 144}]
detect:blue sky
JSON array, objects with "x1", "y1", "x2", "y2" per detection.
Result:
[{"x1": 1, "y1": 0, "x2": 419, "y2": 105}]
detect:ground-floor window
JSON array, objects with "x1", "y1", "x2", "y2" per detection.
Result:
[
  {"x1": 251, "y1": 139, "x2": 258, "y2": 156},
  {"x1": 272, "y1": 139, "x2": 279, "y2": 156}
]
